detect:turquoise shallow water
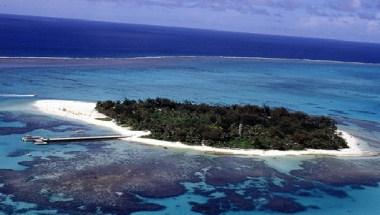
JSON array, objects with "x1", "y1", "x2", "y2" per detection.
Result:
[
  {"x1": 1, "y1": 57, "x2": 379, "y2": 122},
  {"x1": 0, "y1": 57, "x2": 380, "y2": 214}
]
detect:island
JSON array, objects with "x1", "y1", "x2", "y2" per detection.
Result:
[
  {"x1": 32, "y1": 99, "x2": 371, "y2": 156},
  {"x1": 95, "y1": 98, "x2": 347, "y2": 151}
]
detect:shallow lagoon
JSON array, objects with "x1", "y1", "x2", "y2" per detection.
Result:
[{"x1": 0, "y1": 57, "x2": 380, "y2": 214}]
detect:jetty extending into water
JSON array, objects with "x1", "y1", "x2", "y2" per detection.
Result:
[{"x1": 22, "y1": 135, "x2": 129, "y2": 145}]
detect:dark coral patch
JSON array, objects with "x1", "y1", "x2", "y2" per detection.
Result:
[
  {"x1": 321, "y1": 188, "x2": 348, "y2": 198},
  {"x1": 290, "y1": 158, "x2": 380, "y2": 187},
  {"x1": 350, "y1": 185, "x2": 364, "y2": 190},
  {"x1": 204, "y1": 157, "x2": 276, "y2": 186},
  {"x1": 7, "y1": 149, "x2": 33, "y2": 157},
  {"x1": 0, "y1": 112, "x2": 86, "y2": 135},
  {"x1": 190, "y1": 190, "x2": 256, "y2": 215},
  {"x1": 190, "y1": 200, "x2": 225, "y2": 215},
  {"x1": 264, "y1": 196, "x2": 306, "y2": 213},
  {"x1": 296, "y1": 191, "x2": 312, "y2": 197}
]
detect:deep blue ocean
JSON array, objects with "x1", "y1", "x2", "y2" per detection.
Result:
[
  {"x1": 0, "y1": 14, "x2": 380, "y2": 215},
  {"x1": 1, "y1": 14, "x2": 380, "y2": 63}
]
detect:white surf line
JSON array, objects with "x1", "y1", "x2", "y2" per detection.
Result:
[
  {"x1": 0, "y1": 94, "x2": 36, "y2": 97},
  {"x1": 32, "y1": 99, "x2": 378, "y2": 157}
]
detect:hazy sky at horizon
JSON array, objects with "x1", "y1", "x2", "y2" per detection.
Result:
[{"x1": 1, "y1": 0, "x2": 380, "y2": 43}]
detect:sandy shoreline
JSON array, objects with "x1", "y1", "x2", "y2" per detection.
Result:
[{"x1": 32, "y1": 99, "x2": 376, "y2": 157}]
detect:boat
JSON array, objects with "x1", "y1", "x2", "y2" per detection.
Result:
[
  {"x1": 21, "y1": 135, "x2": 44, "y2": 142},
  {"x1": 34, "y1": 139, "x2": 48, "y2": 145}
]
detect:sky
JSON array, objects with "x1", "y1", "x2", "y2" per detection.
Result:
[{"x1": 1, "y1": 0, "x2": 380, "y2": 43}]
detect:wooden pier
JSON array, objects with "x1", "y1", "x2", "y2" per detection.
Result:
[{"x1": 22, "y1": 135, "x2": 129, "y2": 145}]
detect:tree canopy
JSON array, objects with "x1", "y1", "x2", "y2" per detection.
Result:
[{"x1": 96, "y1": 98, "x2": 347, "y2": 150}]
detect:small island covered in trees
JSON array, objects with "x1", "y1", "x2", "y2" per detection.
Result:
[{"x1": 96, "y1": 98, "x2": 347, "y2": 150}]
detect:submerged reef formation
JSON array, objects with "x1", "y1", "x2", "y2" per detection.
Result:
[{"x1": 1, "y1": 144, "x2": 380, "y2": 214}]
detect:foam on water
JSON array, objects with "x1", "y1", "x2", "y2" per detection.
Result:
[{"x1": 0, "y1": 94, "x2": 36, "y2": 98}]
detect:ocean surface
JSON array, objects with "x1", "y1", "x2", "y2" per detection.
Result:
[
  {"x1": 1, "y1": 14, "x2": 380, "y2": 214},
  {"x1": 0, "y1": 57, "x2": 380, "y2": 214},
  {"x1": 1, "y1": 14, "x2": 380, "y2": 63}
]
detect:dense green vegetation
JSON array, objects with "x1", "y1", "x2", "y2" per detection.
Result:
[{"x1": 96, "y1": 98, "x2": 347, "y2": 150}]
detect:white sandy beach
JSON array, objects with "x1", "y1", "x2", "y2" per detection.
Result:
[{"x1": 32, "y1": 99, "x2": 376, "y2": 157}]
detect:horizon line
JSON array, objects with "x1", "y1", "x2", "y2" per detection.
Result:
[
  {"x1": 0, "y1": 55, "x2": 379, "y2": 66},
  {"x1": 2, "y1": 13, "x2": 380, "y2": 46}
]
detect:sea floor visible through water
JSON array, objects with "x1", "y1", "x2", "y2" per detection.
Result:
[{"x1": 0, "y1": 57, "x2": 380, "y2": 214}]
